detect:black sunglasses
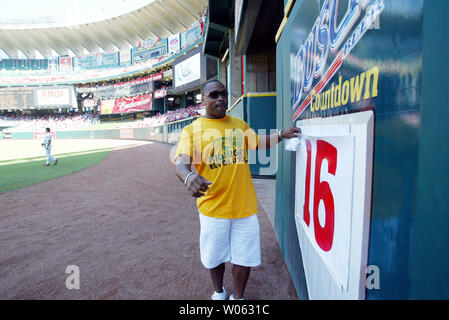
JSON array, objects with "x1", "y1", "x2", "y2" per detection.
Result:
[{"x1": 206, "y1": 90, "x2": 228, "y2": 99}]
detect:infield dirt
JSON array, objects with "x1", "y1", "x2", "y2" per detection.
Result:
[{"x1": 0, "y1": 141, "x2": 298, "y2": 300}]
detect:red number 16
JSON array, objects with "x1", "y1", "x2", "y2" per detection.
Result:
[{"x1": 302, "y1": 139, "x2": 337, "y2": 252}]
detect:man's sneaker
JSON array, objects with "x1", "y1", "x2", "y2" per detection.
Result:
[
  {"x1": 54, "y1": 159, "x2": 58, "y2": 165},
  {"x1": 43, "y1": 163, "x2": 50, "y2": 167},
  {"x1": 211, "y1": 287, "x2": 227, "y2": 300},
  {"x1": 229, "y1": 294, "x2": 244, "y2": 300}
]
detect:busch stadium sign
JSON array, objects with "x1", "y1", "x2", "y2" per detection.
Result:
[{"x1": 291, "y1": 0, "x2": 384, "y2": 121}]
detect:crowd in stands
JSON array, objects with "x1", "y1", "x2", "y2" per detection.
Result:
[
  {"x1": 76, "y1": 70, "x2": 170, "y2": 91},
  {"x1": 1, "y1": 113, "x2": 99, "y2": 132},
  {"x1": 131, "y1": 105, "x2": 204, "y2": 128},
  {"x1": 76, "y1": 68, "x2": 173, "y2": 100},
  {"x1": 0, "y1": 55, "x2": 168, "y2": 86},
  {"x1": 0, "y1": 105, "x2": 203, "y2": 132}
]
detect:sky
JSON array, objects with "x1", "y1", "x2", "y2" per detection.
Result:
[{"x1": 0, "y1": 0, "x2": 155, "y2": 28}]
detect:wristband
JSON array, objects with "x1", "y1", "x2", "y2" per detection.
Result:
[
  {"x1": 278, "y1": 129, "x2": 285, "y2": 140},
  {"x1": 184, "y1": 172, "x2": 195, "y2": 185}
]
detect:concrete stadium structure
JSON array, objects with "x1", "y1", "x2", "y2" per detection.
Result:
[{"x1": 0, "y1": 0, "x2": 207, "y2": 58}]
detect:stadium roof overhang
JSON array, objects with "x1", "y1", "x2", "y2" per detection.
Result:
[
  {"x1": 202, "y1": 0, "x2": 233, "y2": 59},
  {"x1": 0, "y1": 0, "x2": 207, "y2": 59}
]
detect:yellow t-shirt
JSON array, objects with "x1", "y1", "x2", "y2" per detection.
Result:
[{"x1": 175, "y1": 115, "x2": 259, "y2": 219}]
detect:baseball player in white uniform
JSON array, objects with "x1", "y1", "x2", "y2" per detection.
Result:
[{"x1": 43, "y1": 127, "x2": 58, "y2": 167}]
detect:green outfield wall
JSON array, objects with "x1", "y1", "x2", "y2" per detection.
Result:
[
  {"x1": 228, "y1": 93, "x2": 277, "y2": 176},
  {"x1": 275, "y1": 0, "x2": 449, "y2": 299}
]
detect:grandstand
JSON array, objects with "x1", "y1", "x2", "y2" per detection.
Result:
[{"x1": 0, "y1": 0, "x2": 210, "y2": 137}]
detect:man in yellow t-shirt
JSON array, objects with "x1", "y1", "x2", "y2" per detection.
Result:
[{"x1": 175, "y1": 80, "x2": 300, "y2": 300}]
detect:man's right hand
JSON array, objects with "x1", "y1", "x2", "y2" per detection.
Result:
[{"x1": 185, "y1": 173, "x2": 212, "y2": 198}]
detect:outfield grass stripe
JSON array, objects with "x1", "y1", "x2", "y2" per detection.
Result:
[
  {"x1": 0, "y1": 150, "x2": 111, "y2": 194},
  {"x1": 0, "y1": 147, "x2": 114, "y2": 166}
]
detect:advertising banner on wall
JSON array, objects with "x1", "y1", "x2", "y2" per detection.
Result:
[
  {"x1": 74, "y1": 52, "x2": 119, "y2": 70},
  {"x1": 58, "y1": 56, "x2": 73, "y2": 72},
  {"x1": 120, "y1": 49, "x2": 131, "y2": 65},
  {"x1": 92, "y1": 76, "x2": 154, "y2": 100},
  {"x1": 34, "y1": 86, "x2": 74, "y2": 107},
  {"x1": 180, "y1": 23, "x2": 201, "y2": 49},
  {"x1": 291, "y1": 0, "x2": 384, "y2": 122},
  {"x1": 48, "y1": 58, "x2": 58, "y2": 73},
  {"x1": 100, "y1": 93, "x2": 152, "y2": 114},
  {"x1": 139, "y1": 37, "x2": 162, "y2": 50},
  {"x1": 153, "y1": 89, "x2": 166, "y2": 99},
  {"x1": 0, "y1": 59, "x2": 49, "y2": 71},
  {"x1": 132, "y1": 38, "x2": 168, "y2": 63},
  {"x1": 114, "y1": 93, "x2": 152, "y2": 113},
  {"x1": 95, "y1": 82, "x2": 151, "y2": 100},
  {"x1": 168, "y1": 34, "x2": 180, "y2": 54},
  {"x1": 100, "y1": 99, "x2": 115, "y2": 115}
]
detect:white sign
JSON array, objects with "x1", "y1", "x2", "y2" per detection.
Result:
[
  {"x1": 163, "y1": 69, "x2": 172, "y2": 78},
  {"x1": 154, "y1": 90, "x2": 166, "y2": 99},
  {"x1": 174, "y1": 53, "x2": 200, "y2": 88},
  {"x1": 296, "y1": 135, "x2": 354, "y2": 289},
  {"x1": 36, "y1": 87, "x2": 70, "y2": 106},
  {"x1": 168, "y1": 34, "x2": 180, "y2": 54},
  {"x1": 120, "y1": 49, "x2": 131, "y2": 65},
  {"x1": 294, "y1": 111, "x2": 374, "y2": 299},
  {"x1": 83, "y1": 99, "x2": 96, "y2": 107}
]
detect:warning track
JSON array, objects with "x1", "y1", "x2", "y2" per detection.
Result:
[{"x1": 0, "y1": 141, "x2": 297, "y2": 300}]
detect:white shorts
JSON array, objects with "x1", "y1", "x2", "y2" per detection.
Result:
[{"x1": 199, "y1": 212, "x2": 261, "y2": 269}]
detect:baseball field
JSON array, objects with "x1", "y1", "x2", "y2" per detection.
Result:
[
  {"x1": 0, "y1": 139, "x2": 151, "y2": 194},
  {"x1": 0, "y1": 138, "x2": 298, "y2": 300}
]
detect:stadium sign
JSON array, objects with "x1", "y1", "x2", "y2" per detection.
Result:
[
  {"x1": 34, "y1": 86, "x2": 77, "y2": 108},
  {"x1": 153, "y1": 90, "x2": 166, "y2": 99},
  {"x1": 291, "y1": 0, "x2": 384, "y2": 121},
  {"x1": 168, "y1": 34, "x2": 180, "y2": 54},
  {"x1": 294, "y1": 111, "x2": 374, "y2": 299},
  {"x1": 174, "y1": 52, "x2": 201, "y2": 88},
  {"x1": 115, "y1": 94, "x2": 152, "y2": 113},
  {"x1": 100, "y1": 93, "x2": 153, "y2": 114},
  {"x1": 132, "y1": 38, "x2": 168, "y2": 63},
  {"x1": 0, "y1": 87, "x2": 34, "y2": 110}
]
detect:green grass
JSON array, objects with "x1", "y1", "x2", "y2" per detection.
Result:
[
  {"x1": 0, "y1": 147, "x2": 114, "y2": 165},
  {"x1": 0, "y1": 149, "x2": 111, "y2": 194}
]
